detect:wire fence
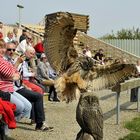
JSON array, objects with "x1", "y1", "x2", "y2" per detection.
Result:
[{"x1": 101, "y1": 39, "x2": 140, "y2": 57}]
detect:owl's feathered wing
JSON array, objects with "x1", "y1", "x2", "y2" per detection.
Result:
[
  {"x1": 44, "y1": 12, "x2": 78, "y2": 74},
  {"x1": 44, "y1": 12, "x2": 137, "y2": 102},
  {"x1": 88, "y1": 62, "x2": 137, "y2": 91},
  {"x1": 76, "y1": 92, "x2": 103, "y2": 140}
]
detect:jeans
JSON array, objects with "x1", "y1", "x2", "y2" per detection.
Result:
[
  {"x1": 10, "y1": 91, "x2": 32, "y2": 121},
  {"x1": 16, "y1": 88, "x2": 45, "y2": 124}
]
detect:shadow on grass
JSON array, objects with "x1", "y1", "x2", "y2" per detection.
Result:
[
  {"x1": 103, "y1": 101, "x2": 134, "y2": 120},
  {"x1": 100, "y1": 92, "x2": 116, "y2": 100},
  {"x1": 17, "y1": 125, "x2": 35, "y2": 131},
  {"x1": 5, "y1": 136, "x2": 16, "y2": 140},
  {"x1": 17, "y1": 121, "x2": 32, "y2": 125}
]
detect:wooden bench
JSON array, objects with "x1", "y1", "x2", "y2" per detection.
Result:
[{"x1": 112, "y1": 78, "x2": 140, "y2": 124}]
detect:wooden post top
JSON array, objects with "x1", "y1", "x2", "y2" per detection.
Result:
[{"x1": 112, "y1": 78, "x2": 140, "y2": 93}]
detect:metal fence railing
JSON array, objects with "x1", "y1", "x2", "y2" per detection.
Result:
[{"x1": 101, "y1": 39, "x2": 140, "y2": 57}]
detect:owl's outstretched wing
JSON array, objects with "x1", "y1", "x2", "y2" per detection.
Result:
[
  {"x1": 88, "y1": 62, "x2": 137, "y2": 91},
  {"x1": 44, "y1": 12, "x2": 78, "y2": 74}
]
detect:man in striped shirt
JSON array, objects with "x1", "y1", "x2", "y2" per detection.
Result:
[{"x1": 0, "y1": 39, "x2": 31, "y2": 122}]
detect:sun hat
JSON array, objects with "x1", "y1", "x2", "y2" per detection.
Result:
[{"x1": 40, "y1": 53, "x2": 46, "y2": 58}]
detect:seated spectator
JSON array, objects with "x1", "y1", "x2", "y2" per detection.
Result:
[
  {"x1": 19, "y1": 29, "x2": 27, "y2": 43},
  {"x1": 37, "y1": 53, "x2": 59, "y2": 102},
  {"x1": 4, "y1": 31, "x2": 14, "y2": 43},
  {"x1": 0, "y1": 32, "x2": 3, "y2": 39},
  {"x1": 0, "y1": 22, "x2": 3, "y2": 39},
  {"x1": 0, "y1": 39, "x2": 31, "y2": 122},
  {"x1": 12, "y1": 27, "x2": 19, "y2": 46},
  {"x1": 93, "y1": 49, "x2": 105, "y2": 65},
  {"x1": 130, "y1": 59, "x2": 140, "y2": 102},
  {"x1": 19, "y1": 47, "x2": 44, "y2": 94},
  {"x1": 83, "y1": 45, "x2": 92, "y2": 58},
  {"x1": 5, "y1": 42, "x2": 53, "y2": 131},
  {"x1": 16, "y1": 33, "x2": 33, "y2": 54},
  {"x1": 34, "y1": 38, "x2": 44, "y2": 59}
]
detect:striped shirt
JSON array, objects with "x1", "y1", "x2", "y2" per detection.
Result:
[{"x1": 0, "y1": 56, "x2": 16, "y2": 92}]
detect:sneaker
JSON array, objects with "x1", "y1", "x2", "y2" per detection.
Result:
[
  {"x1": 53, "y1": 98, "x2": 60, "y2": 102},
  {"x1": 43, "y1": 92, "x2": 49, "y2": 96},
  {"x1": 35, "y1": 123, "x2": 54, "y2": 132},
  {"x1": 48, "y1": 97, "x2": 53, "y2": 101}
]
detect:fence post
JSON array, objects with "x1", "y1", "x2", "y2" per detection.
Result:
[{"x1": 116, "y1": 92, "x2": 120, "y2": 125}]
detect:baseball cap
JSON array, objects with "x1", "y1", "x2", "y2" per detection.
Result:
[{"x1": 40, "y1": 53, "x2": 46, "y2": 58}]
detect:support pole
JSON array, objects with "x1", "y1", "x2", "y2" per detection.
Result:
[
  {"x1": 17, "y1": 4, "x2": 24, "y2": 28},
  {"x1": 137, "y1": 87, "x2": 140, "y2": 112},
  {"x1": 116, "y1": 92, "x2": 120, "y2": 125}
]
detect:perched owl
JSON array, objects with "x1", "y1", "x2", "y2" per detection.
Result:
[
  {"x1": 44, "y1": 12, "x2": 137, "y2": 102},
  {"x1": 76, "y1": 92, "x2": 103, "y2": 140}
]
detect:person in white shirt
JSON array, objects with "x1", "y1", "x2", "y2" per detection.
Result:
[
  {"x1": 136, "y1": 60, "x2": 140, "y2": 75},
  {"x1": 130, "y1": 59, "x2": 140, "y2": 102},
  {"x1": 4, "y1": 31, "x2": 14, "y2": 43},
  {"x1": 20, "y1": 47, "x2": 44, "y2": 94},
  {"x1": 83, "y1": 45, "x2": 92, "y2": 58},
  {"x1": 16, "y1": 33, "x2": 33, "y2": 54}
]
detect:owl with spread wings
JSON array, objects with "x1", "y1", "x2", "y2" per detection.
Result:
[
  {"x1": 44, "y1": 12, "x2": 136, "y2": 140},
  {"x1": 44, "y1": 12, "x2": 136, "y2": 103}
]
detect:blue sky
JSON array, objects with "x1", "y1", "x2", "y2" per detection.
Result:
[{"x1": 0, "y1": 0, "x2": 140, "y2": 37}]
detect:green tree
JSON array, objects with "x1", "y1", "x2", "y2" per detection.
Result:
[{"x1": 100, "y1": 27, "x2": 140, "y2": 39}]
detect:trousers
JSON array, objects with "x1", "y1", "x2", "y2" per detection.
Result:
[
  {"x1": 16, "y1": 88, "x2": 45, "y2": 123},
  {"x1": 10, "y1": 91, "x2": 32, "y2": 121}
]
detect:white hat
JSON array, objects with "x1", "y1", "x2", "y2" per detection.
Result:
[{"x1": 41, "y1": 53, "x2": 46, "y2": 58}]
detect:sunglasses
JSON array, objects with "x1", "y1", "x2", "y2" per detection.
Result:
[
  {"x1": 27, "y1": 37, "x2": 32, "y2": 40},
  {"x1": 7, "y1": 48, "x2": 16, "y2": 52}
]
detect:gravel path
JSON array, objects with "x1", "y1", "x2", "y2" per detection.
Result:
[{"x1": 9, "y1": 90, "x2": 139, "y2": 140}]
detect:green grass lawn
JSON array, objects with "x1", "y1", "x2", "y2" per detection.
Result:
[
  {"x1": 119, "y1": 117, "x2": 140, "y2": 140},
  {"x1": 119, "y1": 133, "x2": 140, "y2": 140}
]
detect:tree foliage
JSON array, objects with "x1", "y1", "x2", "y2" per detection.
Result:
[{"x1": 100, "y1": 27, "x2": 140, "y2": 39}]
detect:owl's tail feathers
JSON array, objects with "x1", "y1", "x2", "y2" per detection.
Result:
[
  {"x1": 54, "y1": 74, "x2": 80, "y2": 103},
  {"x1": 54, "y1": 76, "x2": 66, "y2": 100}
]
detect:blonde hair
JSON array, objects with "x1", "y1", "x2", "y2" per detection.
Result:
[{"x1": 7, "y1": 31, "x2": 13, "y2": 36}]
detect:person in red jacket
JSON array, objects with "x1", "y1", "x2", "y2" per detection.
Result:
[
  {"x1": 34, "y1": 38, "x2": 44, "y2": 58},
  {"x1": 0, "y1": 98, "x2": 16, "y2": 129}
]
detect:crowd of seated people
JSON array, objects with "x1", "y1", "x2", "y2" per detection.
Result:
[
  {"x1": 82, "y1": 45, "x2": 105, "y2": 65},
  {"x1": 0, "y1": 22, "x2": 59, "y2": 137}
]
